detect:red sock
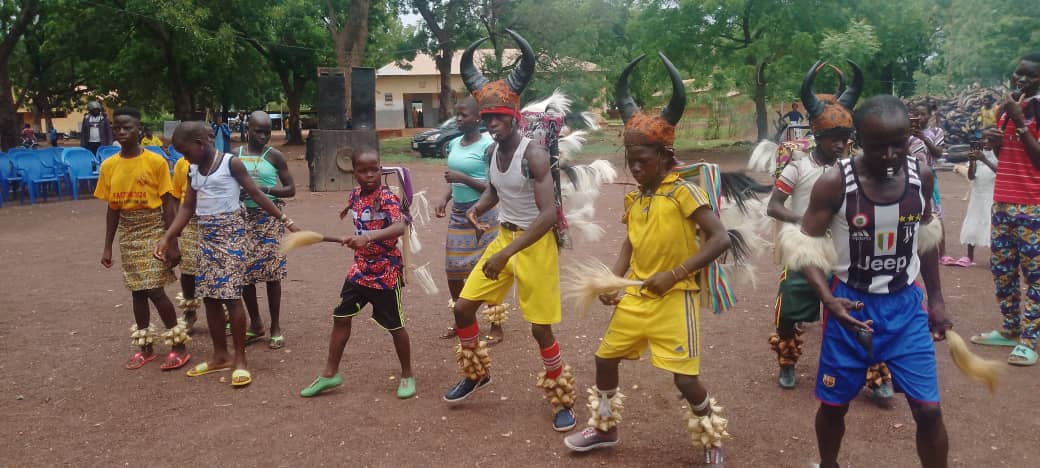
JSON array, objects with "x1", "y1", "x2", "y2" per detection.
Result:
[
  {"x1": 540, "y1": 341, "x2": 563, "y2": 379},
  {"x1": 457, "y1": 322, "x2": 480, "y2": 348}
]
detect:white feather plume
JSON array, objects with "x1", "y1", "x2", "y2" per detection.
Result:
[
  {"x1": 411, "y1": 190, "x2": 432, "y2": 225},
  {"x1": 413, "y1": 263, "x2": 439, "y2": 295},
  {"x1": 567, "y1": 206, "x2": 605, "y2": 242},
  {"x1": 748, "y1": 140, "x2": 778, "y2": 174},
  {"x1": 587, "y1": 159, "x2": 617, "y2": 185},
  {"x1": 559, "y1": 130, "x2": 588, "y2": 161},
  {"x1": 522, "y1": 88, "x2": 572, "y2": 114},
  {"x1": 409, "y1": 225, "x2": 422, "y2": 254},
  {"x1": 578, "y1": 111, "x2": 600, "y2": 131}
]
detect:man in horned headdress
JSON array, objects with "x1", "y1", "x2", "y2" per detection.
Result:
[
  {"x1": 766, "y1": 61, "x2": 864, "y2": 389},
  {"x1": 442, "y1": 29, "x2": 578, "y2": 433},
  {"x1": 781, "y1": 94, "x2": 951, "y2": 468},
  {"x1": 563, "y1": 53, "x2": 732, "y2": 467}
]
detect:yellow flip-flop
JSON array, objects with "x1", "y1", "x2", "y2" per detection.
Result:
[
  {"x1": 186, "y1": 362, "x2": 232, "y2": 377},
  {"x1": 231, "y1": 369, "x2": 252, "y2": 387}
]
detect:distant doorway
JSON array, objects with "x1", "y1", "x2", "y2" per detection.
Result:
[{"x1": 408, "y1": 101, "x2": 425, "y2": 128}]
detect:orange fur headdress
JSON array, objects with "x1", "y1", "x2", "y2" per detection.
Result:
[
  {"x1": 800, "y1": 60, "x2": 863, "y2": 136},
  {"x1": 460, "y1": 29, "x2": 536, "y2": 119},
  {"x1": 616, "y1": 53, "x2": 686, "y2": 147}
]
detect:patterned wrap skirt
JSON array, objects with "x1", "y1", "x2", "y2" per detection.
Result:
[
  {"x1": 196, "y1": 210, "x2": 250, "y2": 300},
  {"x1": 178, "y1": 217, "x2": 200, "y2": 276},
  {"x1": 445, "y1": 201, "x2": 499, "y2": 281},
  {"x1": 244, "y1": 202, "x2": 288, "y2": 283},
  {"x1": 117, "y1": 208, "x2": 175, "y2": 291}
]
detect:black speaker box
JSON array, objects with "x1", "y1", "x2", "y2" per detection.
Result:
[
  {"x1": 306, "y1": 129, "x2": 379, "y2": 192},
  {"x1": 317, "y1": 68, "x2": 347, "y2": 130},
  {"x1": 351, "y1": 67, "x2": 376, "y2": 130}
]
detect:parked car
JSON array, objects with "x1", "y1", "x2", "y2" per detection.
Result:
[{"x1": 411, "y1": 119, "x2": 487, "y2": 158}]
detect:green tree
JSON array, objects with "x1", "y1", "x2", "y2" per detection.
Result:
[
  {"x1": 11, "y1": 2, "x2": 90, "y2": 133},
  {"x1": 0, "y1": 0, "x2": 40, "y2": 150},
  {"x1": 935, "y1": 0, "x2": 1040, "y2": 86},
  {"x1": 227, "y1": 0, "x2": 334, "y2": 144},
  {"x1": 409, "y1": 0, "x2": 483, "y2": 121}
]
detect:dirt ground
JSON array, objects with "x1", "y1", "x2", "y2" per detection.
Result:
[{"x1": 1, "y1": 143, "x2": 1038, "y2": 467}]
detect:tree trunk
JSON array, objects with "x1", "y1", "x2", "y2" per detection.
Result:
[
  {"x1": 142, "y1": 19, "x2": 194, "y2": 120},
  {"x1": 0, "y1": 0, "x2": 41, "y2": 150},
  {"x1": 285, "y1": 77, "x2": 305, "y2": 145},
  {"x1": 754, "y1": 60, "x2": 769, "y2": 141},
  {"x1": 436, "y1": 49, "x2": 454, "y2": 122},
  {"x1": 327, "y1": 0, "x2": 372, "y2": 118}
]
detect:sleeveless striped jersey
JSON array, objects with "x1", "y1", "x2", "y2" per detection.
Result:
[{"x1": 830, "y1": 156, "x2": 925, "y2": 294}]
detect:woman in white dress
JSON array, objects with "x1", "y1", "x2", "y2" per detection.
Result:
[{"x1": 956, "y1": 147, "x2": 998, "y2": 266}]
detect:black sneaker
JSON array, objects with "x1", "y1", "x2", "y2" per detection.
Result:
[
  {"x1": 443, "y1": 374, "x2": 492, "y2": 402},
  {"x1": 563, "y1": 427, "x2": 619, "y2": 452}
]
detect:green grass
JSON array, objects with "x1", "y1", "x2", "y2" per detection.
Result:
[{"x1": 379, "y1": 137, "x2": 446, "y2": 165}]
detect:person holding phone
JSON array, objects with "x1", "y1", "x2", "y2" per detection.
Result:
[{"x1": 970, "y1": 52, "x2": 1040, "y2": 366}]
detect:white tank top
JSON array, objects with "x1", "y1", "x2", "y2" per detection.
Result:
[
  {"x1": 191, "y1": 153, "x2": 242, "y2": 215},
  {"x1": 489, "y1": 137, "x2": 538, "y2": 229}
]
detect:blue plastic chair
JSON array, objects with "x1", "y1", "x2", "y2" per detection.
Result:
[
  {"x1": 146, "y1": 145, "x2": 176, "y2": 173},
  {"x1": 13, "y1": 153, "x2": 63, "y2": 204},
  {"x1": 96, "y1": 145, "x2": 121, "y2": 164},
  {"x1": 145, "y1": 145, "x2": 168, "y2": 157},
  {"x1": 38, "y1": 147, "x2": 68, "y2": 180},
  {"x1": 0, "y1": 152, "x2": 19, "y2": 204},
  {"x1": 62, "y1": 148, "x2": 100, "y2": 200}
]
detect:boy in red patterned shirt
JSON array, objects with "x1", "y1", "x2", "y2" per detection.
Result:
[{"x1": 300, "y1": 148, "x2": 416, "y2": 399}]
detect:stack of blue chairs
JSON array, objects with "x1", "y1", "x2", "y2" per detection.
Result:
[
  {"x1": 145, "y1": 145, "x2": 177, "y2": 174},
  {"x1": 12, "y1": 150, "x2": 64, "y2": 204},
  {"x1": 0, "y1": 151, "x2": 19, "y2": 206},
  {"x1": 62, "y1": 147, "x2": 100, "y2": 200},
  {"x1": 96, "y1": 145, "x2": 120, "y2": 165}
]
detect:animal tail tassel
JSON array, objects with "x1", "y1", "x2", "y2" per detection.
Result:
[
  {"x1": 562, "y1": 258, "x2": 643, "y2": 318},
  {"x1": 278, "y1": 231, "x2": 327, "y2": 254},
  {"x1": 946, "y1": 330, "x2": 1002, "y2": 394}
]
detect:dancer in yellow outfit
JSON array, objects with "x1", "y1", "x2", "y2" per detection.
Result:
[{"x1": 563, "y1": 54, "x2": 731, "y2": 467}]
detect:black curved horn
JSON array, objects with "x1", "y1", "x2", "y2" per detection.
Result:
[
  {"x1": 503, "y1": 29, "x2": 536, "y2": 94},
  {"x1": 460, "y1": 37, "x2": 490, "y2": 93},
  {"x1": 659, "y1": 52, "x2": 686, "y2": 126},
  {"x1": 837, "y1": 60, "x2": 863, "y2": 110},
  {"x1": 800, "y1": 60, "x2": 826, "y2": 119},
  {"x1": 615, "y1": 54, "x2": 646, "y2": 123}
]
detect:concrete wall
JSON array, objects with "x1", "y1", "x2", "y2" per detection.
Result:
[{"x1": 375, "y1": 75, "x2": 465, "y2": 130}]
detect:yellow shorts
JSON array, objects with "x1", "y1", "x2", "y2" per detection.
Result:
[
  {"x1": 596, "y1": 289, "x2": 701, "y2": 375},
  {"x1": 459, "y1": 227, "x2": 561, "y2": 325}
]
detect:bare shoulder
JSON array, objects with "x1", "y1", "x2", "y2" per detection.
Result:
[
  {"x1": 267, "y1": 147, "x2": 289, "y2": 166},
  {"x1": 523, "y1": 140, "x2": 550, "y2": 162}
]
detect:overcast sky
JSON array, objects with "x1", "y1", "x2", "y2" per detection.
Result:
[{"x1": 400, "y1": 11, "x2": 420, "y2": 26}]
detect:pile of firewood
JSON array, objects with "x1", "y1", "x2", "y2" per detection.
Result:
[{"x1": 909, "y1": 85, "x2": 1008, "y2": 145}]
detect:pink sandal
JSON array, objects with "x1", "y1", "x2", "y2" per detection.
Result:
[
  {"x1": 954, "y1": 257, "x2": 972, "y2": 267},
  {"x1": 940, "y1": 256, "x2": 958, "y2": 266}
]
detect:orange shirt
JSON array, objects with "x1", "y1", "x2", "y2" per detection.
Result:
[{"x1": 171, "y1": 157, "x2": 190, "y2": 202}]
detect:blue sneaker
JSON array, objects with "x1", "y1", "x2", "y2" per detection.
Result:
[
  {"x1": 443, "y1": 374, "x2": 491, "y2": 403},
  {"x1": 553, "y1": 407, "x2": 577, "y2": 432}
]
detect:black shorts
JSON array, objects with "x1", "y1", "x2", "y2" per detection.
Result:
[{"x1": 333, "y1": 280, "x2": 404, "y2": 330}]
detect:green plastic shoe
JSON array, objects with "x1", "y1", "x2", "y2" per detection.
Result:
[
  {"x1": 300, "y1": 373, "x2": 343, "y2": 397},
  {"x1": 397, "y1": 377, "x2": 416, "y2": 399},
  {"x1": 778, "y1": 366, "x2": 796, "y2": 389}
]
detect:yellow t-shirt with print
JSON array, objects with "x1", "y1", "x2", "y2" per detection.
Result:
[
  {"x1": 622, "y1": 172, "x2": 711, "y2": 296},
  {"x1": 94, "y1": 150, "x2": 173, "y2": 211},
  {"x1": 141, "y1": 135, "x2": 164, "y2": 147},
  {"x1": 171, "y1": 157, "x2": 190, "y2": 202}
]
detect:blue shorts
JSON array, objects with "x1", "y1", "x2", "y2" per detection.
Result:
[{"x1": 815, "y1": 281, "x2": 939, "y2": 405}]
